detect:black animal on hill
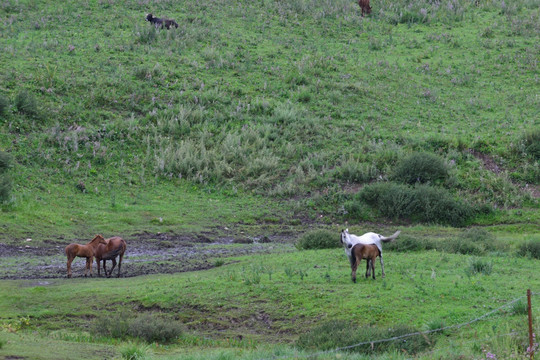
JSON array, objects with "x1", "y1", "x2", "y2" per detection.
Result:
[{"x1": 145, "y1": 13, "x2": 178, "y2": 29}]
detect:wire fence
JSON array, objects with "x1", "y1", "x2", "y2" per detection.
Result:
[{"x1": 261, "y1": 291, "x2": 539, "y2": 360}]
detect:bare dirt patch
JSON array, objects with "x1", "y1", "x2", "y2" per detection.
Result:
[{"x1": 0, "y1": 232, "x2": 294, "y2": 280}]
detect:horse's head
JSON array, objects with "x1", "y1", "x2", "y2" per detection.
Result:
[
  {"x1": 146, "y1": 13, "x2": 153, "y2": 22},
  {"x1": 340, "y1": 229, "x2": 351, "y2": 247},
  {"x1": 92, "y1": 234, "x2": 107, "y2": 245}
]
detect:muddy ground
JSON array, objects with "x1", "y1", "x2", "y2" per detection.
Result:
[{"x1": 0, "y1": 232, "x2": 295, "y2": 280}]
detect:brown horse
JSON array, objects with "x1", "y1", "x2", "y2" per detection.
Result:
[
  {"x1": 95, "y1": 236, "x2": 127, "y2": 278},
  {"x1": 65, "y1": 235, "x2": 107, "y2": 278},
  {"x1": 350, "y1": 243, "x2": 381, "y2": 282},
  {"x1": 358, "y1": 0, "x2": 372, "y2": 17}
]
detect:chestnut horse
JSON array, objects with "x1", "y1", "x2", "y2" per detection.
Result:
[
  {"x1": 65, "y1": 235, "x2": 107, "y2": 278},
  {"x1": 95, "y1": 236, "x2": 127, "y2": 278},
  {"x1": 358, "y1": 0, "x2": 372, "y2": 16},
  {"x1": 350, "y1": 243, "x2": 380, "y2": 282}
]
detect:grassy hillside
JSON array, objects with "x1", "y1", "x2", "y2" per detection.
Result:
[
  {"x1": 0, "y1": 0, "x2": 539, "y2": 238},
  {"x1": 1, "y1": 0, "x2": 540, "y2": 359}
]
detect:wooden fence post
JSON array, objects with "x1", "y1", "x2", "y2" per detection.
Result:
[{"x1": 528, "y1": 289, "x2": 534, "y2": 360}]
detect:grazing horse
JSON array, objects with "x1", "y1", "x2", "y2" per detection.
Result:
[
  {"x1": 340, "y1": 229, "x2": 400, "y2": 278},
  {"x1": 350, "y1": 243, "x2": 380, "y2": 282},
  {"x1": 65, "y1": 235, "x2": 107, "y2": 278},
  {"x1": 358, "y1": 0, "x2": 372, "y2": 16},
  {"x1": 95, "y1": 236, "x2": 127, "y2": 278},
  {"x1": 145, "y1": 13, "x2": 179, "y2": 29}
]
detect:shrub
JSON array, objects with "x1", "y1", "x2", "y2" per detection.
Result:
[
  {"x1": 0, "y1": 151, "x2": 12, "y2": 203},
  {"x1": 392, "y1": 152, "x2": 448, "y2": 185},
  {"x1": 14, "y1": 90, "x2": 38, "y2": 117},
  {"x1": 357, "y1": 182, "x2": 474, "y2": 226},
  {"x1": 92, "y1": 312, "x2": 183, "y2": 344},
  {"x1": 0, "y1": 94, "x2": 8, "y2": 117},
  {"x1": 384, "y1": 235, "x2": 435, "y2": 252},
  {"x1": 522, "y1": 129, "x2": 540, "y2": 160},
  {"x1": 120, "y1": 343, "x2": 149, "y2": 360},
  {"x1": 296, "y1": 230, "x2": 339, "y2": 250},
  {"x1": 334, "y1": 160, "x2": 378, "y2": 183},
  {"x1": 442, "y1": 238, "x2": 486, "y2": 256},
  {"x1": 128, "y1": 314, "x2": 183, "y2": 343},
  {"x1": 296, "y1": 320, "x2": 433, "y2": 355},
  {"x1": 465, "y1": 257, "x2": 493, "y2": 276},
  {"x1": 517, "y1": 239, "x2": 540, "y2": 259},
  {"x1": 511, "y1": 300, "x2": 528, "y2": 315}
]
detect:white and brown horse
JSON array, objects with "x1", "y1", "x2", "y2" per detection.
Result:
[
  {"x1": 340, "y1": 229, "x2": 400, "y2": 278},
  {"x1": 350, "y1": 243, "x2": 381, "y2": 282}
]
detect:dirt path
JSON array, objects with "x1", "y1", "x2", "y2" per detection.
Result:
[{"x1": 0, "y1": 232, "x2": 295, "y2": 280}]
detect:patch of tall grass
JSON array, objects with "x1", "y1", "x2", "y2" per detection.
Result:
[{"x1": 296, "y1": 320, "x2": 434, "y2": 355}]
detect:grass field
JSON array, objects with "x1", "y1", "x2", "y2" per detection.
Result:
[{"x1": 1, "y1": 0, "x2": 539, "y2": 358}]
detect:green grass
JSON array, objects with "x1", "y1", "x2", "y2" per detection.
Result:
[
  {"x1": 1, "y1": 248, "x2": 539, "y2": 358},
  {"x1": 0, "y1": 0, "x2": 538, "y2": 233},
  {"x1": 1, "y1": 0, "x2": 539, "y2": 358}
]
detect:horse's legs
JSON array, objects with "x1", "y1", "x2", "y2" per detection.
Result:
[
  {"x1": 352, "y1": 257, "x2": 359, "y2": 283},
  {"x1": 96, "y1": 259, "x2": 101, "y2": 277},
  {"x1": 379, "y1": 254, "x2": 385, "y2": 278},
  {"x1": 108, "y1": 258, "x2": 117, "y2": 278},
  {"x1": 66, "y1": 255, "x2": 74, "y2": 278},
  {"x1": 103, "y1": 260, "x2": 108, "y2": 277},
  {"x1": 117, "y1": 253, "x2": 124, "y2": 278},
  {"x1": 84, "y1": 256, "x2": 93, "y2": 277},
  {"x1": 371, "y1": 256, "x2": 376, "y2": 280}
]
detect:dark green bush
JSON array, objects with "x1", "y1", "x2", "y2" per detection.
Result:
[
  {"x1": 517, "y1": 240, "x2": 540, "y2": 259},
  {"x1": 296, "y1": 230, "x2": 339, "y2": 250},
  {"x1": 128, "y1": 314, "x2": 183, "y2": 343},
  {"x1": 392, "y1": 152, "x2": 448, "y2": 185},
  {"x1": 357, "y1": 182, "x2": 474, "y2": 227},
  {"x1": 0, "y1": 151, "x2": 12, "y2": 202},
  {"x1": 14, "y1": 90, "x2": 38, "y2": 117},
  {"x1": 92, "y1": 312, "x2": 183, "y2": 344},
  {"x1": 465, "y1": 257, "x2": 493, "y2": 276},
  {"x1": 522, "y1": 129, "x2": 540, "y2": 160},
  {"x1": 0, "y1": 94, "x2": 8, "y2": 117},
  {"x1": 441, "y1": 237, "x2": 485, "y2": 255},
  {"x1": 384, "y1": 235, "x2": 435, "y2": 252},
  {"x1": 296, "y1": 320, "x2": 433, "y2": 355}
]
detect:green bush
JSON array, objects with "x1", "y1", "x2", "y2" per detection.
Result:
[
  {"x1": 296, "y1": 320, "x2": 433, "y2": 355},
  {"x1": 120, "y1": 343, "x2": 149, "y2": 360},
  {"x1": 384, "y1": 235, "x2": 435, "y2": 252},
  {"x1": 128, "y1": 314, "x2": 183, "y2": 344},
  {"x1": 357, "y1": 182, "x2": 474, "y2": 226},
  {"x1": 392, "y1": 152, "x2": 448, "y2": 185},
  {"x1": 443, "y1": 238, "x2": 484, "y2": 255},
  {"x1": 296, "y1": 230, "x2": 339, "y2": 250},
  {"x1": 334, "y1": 160, "x2": 378, "y2": 183},
  {"x1": 465, "y1": 257, "x2": 493, "y2": 276},
  {"x1": 14, "y1": 90, "x2": 38, "y2": 117},
  {"x1": 511, "y1": 300, "x2": 528, "y2": 315},
  {"x1": 0, "y1": 94, "x2": 8, "y2": 117},
  {"x1": 92, "y1": 312, "x2": 183, "y2": 344},
  {"x1": 517, "y1": 239, "x2": 540, "y2": 259},
  {"x1": 522, "y1": 129, "x2": 540, "y2": 160},
  {"x1": 0, "y1": 151, "x2": 12, "y2": 203}
]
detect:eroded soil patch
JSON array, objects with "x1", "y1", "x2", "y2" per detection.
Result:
[{"x1": 0, "y1": 232, "x2": 294, "y2": 280}]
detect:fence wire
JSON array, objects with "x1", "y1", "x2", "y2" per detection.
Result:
[{"x1": 260, "y1": 291, "x2": 539, "y2": 360}]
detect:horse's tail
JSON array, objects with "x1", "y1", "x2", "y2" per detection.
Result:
[
  {"x1": 102, "y1": 239, "x2": 127, "y2": 260},
  {"x1": 380, "y1": 231, "x2": 401, "y2": 242},
  {"x1": 102, "y1": 247, "x2": 122, "y2": 260}
]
